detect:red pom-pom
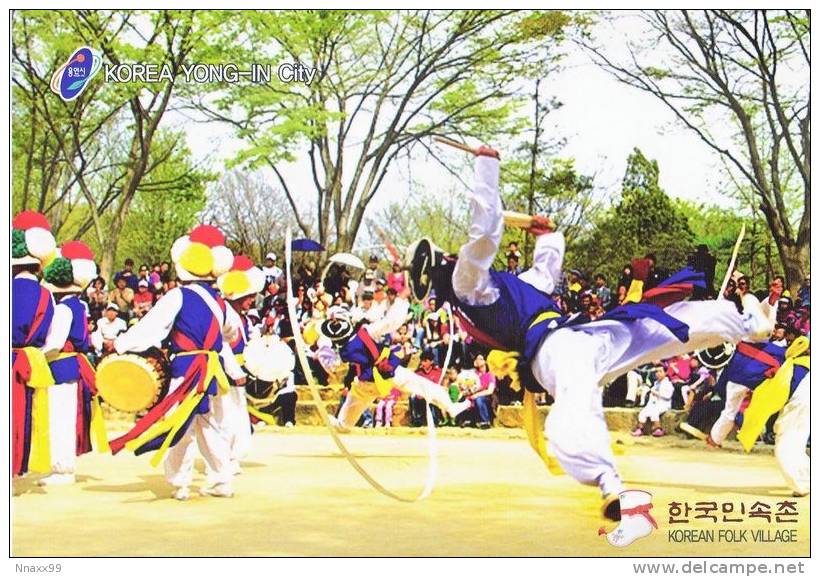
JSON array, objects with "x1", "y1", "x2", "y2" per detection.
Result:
[
  {"x1": 231, "y1": 255, "x2": 254, "y2": 271},
  {"x1": 13, "y1": 211, "x2": 51, "y2": 232},
  {"x1": 61, "y1": 240, "x2": 95, "y2": 260},
  {"x1": 189, "y1": 225, "x2": 225, "y2": 248}
]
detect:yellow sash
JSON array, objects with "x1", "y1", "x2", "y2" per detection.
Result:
[
  {"x1": 125, "y1": 350, "x2": 229, "y2": 467},
  {"x1": 16, "y1": 347, "x2": 55, "y2": 473},
  {"x1": 372, "y1": 348, "x2": 395, "y2": 397},
  {"x1": 485, "y1": 310, "x2": 566, "y2": 475},
  {"x1": 736, "y1": 338, "x2": 810, "y2": 452}
]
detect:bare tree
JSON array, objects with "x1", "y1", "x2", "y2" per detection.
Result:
[
  {"x1": 203, "y1": 171, "x2": 300, "y2": 263},
  {"x1": 583, "y1": 10, "x2": 810, "y2": 289}
]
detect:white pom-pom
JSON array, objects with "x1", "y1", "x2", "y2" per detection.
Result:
[
  {"x1": 170, "y1": 236, "x2": 190, "y2": 263},
  {"x1": 72, "y1": 259, "x2": 97, "y2": 287},
  {"x1": 247, "y1": 267, "x2": 266, "y2": 294},
  {"x1": 211, "y1": 245, "x2": 234, "y2": 276},
  {"x1": 25, "y1": 228, "x2": 57, "y2": 259}
]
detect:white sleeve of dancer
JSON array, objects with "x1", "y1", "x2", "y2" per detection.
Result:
[
  {"x1": 366, "y1": 298, "x2": 409, "y2": 340},
  {"x1": 42, "y1": 303, "x2": 73, "y2": 355},
  {"x1": 519, "y1": 232, "x2": 566, "y2": 295},
  {"x1": 114, "y1": 288, "x2": 182, "y2": 354}
]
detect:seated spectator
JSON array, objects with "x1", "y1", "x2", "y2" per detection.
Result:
[
  {"x1": 440, "y1": 364, "x2": 462, "y2": 426},
  {"x1": 770, "y1": 323, "x2": 787, "y2": 346},
  {"x1": 625, "y1": 364, "x2": 654, "y2": 407},
  {"x1": 797, "y1": 274, "x2": 810, "y2": 308},
  {"x1": 113, "y1": 257, "x2": 139, "y2": 291},
  {"x1": 133, "y1": 279, "x2": 155, "y2": 317},
  {"x1": 506, "y1": 254, "x2": 522, "y2": 276},
  {"x1": 386, "y1": 262, "x2": 407, "y2": 294},
  {"x1": 91, "y1": 303, "x2": 128, "y2": 355},
  {"x1": 86, "y1": 276, "x2": 108, "y2": 321},
  {"x1": 410, "y1": 350, "x2": 443, "y2": 427},
  {"x1": 468, "y1": 353, "x2": 496, "y2": 429},
  {"x1": 679, "y1": 369, "x2": 720, "y2": 440},
  {"x1": 375, "y1": 387, "x2": 401, "y2": 428},
  {"x1": 108, "y1": 276, "x2": 135, "y2": 319},
  {"x1": 631, "y1": 366, "x2": 674, "y2": 437},
  {"x1": 592, "y1": 273, "x2": 612, "y2": 310}
]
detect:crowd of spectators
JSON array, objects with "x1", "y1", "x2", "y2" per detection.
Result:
[{"x1": 80, "y1": 243, "x2": 810, "y2": 435}]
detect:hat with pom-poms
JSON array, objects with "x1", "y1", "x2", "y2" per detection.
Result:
[
  {"x1": 170, "y1": 224, "x2": 234, "y2": 282},
  {"x1": 42, "y1": 241, "x2": 97, "y2": 293},
  {"x1": 12, "y1": 211, "x2": 57, "y2": 267},
  {"x1": 217, "y1": 254, "x2": 266, "y2": 300}
]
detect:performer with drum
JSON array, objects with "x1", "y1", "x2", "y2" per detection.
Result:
[
  {"x1": 38, "y1": 241, "x2": 108, "y2": 485},
  {"x1": 12, "y1": 211, "x2": 59, "y2": 477},
  {"x1": 214, "y1": 255, "x2": 266, "y2": 475},
  {"x1": 312, "y1": 289, "x2": 472, "y2": 433},
  {"x1": 407, "y1": 141, "x2": 775, "y2": 520},
  {"x1": 107, "y1": 225, "x2": 245, "y2": 500}
]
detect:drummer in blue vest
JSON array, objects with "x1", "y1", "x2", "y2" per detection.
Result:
[
  {"x1": 411, "y1": 143, "x2": 775, "y2": 520},
  {"x1": 111, "y1": 225, "x2": 245, "y2": 500},
  {"x1": 39, "y1": 241, "x2": 107, "y2": 486},
  {"x1": 11, "y1": 211, "x2": 59, "y2": 478},
  {"x1": 215, "y1": 254, "x2": 266, "y2": 476}
]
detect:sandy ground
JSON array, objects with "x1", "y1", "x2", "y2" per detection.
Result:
[{"x1": 12, "y1": 427, "x2": 809, "y2": 557}]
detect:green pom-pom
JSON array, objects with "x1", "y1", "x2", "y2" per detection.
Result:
[
  {"x1": 43, "y1": 257, "x2": 74, "y2": 287},
  {"x1": 12, "y1": 229, "x2": 28, "y2": 258}
]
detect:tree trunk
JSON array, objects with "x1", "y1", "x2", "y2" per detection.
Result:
[{"x1": 777, "y1": 240, "x2": 809, "y2": 294}]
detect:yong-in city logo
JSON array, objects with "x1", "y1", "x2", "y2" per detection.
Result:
[{"x1": 50, "y1": 46, "x2": 103, "y2": 101}]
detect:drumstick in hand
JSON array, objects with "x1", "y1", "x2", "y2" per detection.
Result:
[{"x1": 433, "y1": 136, "x2": 479, "y2": 155}]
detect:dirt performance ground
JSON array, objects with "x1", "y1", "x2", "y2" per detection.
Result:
[{"x1": 12, "y1": 427, "x2": 809, "y2": 557}]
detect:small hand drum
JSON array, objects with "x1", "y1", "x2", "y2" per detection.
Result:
[
  {"x1": 243, "y1": 334, "x2": 295, "y2": 383},
  {"x1": 96, "y1": 352, "x2": 170, "y2": 413}
]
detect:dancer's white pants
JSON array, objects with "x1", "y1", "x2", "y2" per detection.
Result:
[
  {"x1": 47, "y1": 381, "x2": 78, "y2": 474},
  {"x1": 709, "y1": 381, "x2": 751, "y2": 445},
  {"x1": 336, "y1": 367, "x2": 456, "y2": 430},
  {"x1": 211, "y1": 387, "x2": 252, "y2": 466},
  {"x1": 163, "y1": 376, "x2": 232, "y2": 489},
  {"x1": 774, "y1": 373, "x2": 810, "y2": 494}
]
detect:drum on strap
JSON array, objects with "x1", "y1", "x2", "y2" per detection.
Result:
[
  {"x1": 96, "y1": 350, "x2": 170, "y2": 413},
  {"x1": 244, "y1": 335, "x2": 295, "y2": 406}
]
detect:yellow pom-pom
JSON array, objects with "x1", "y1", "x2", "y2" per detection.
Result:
[
  {"x1": 179, "y1": 242, "x2": 214, "y2": 277},
  {"x1": 303, "y1": 322, "x2": 320, "y2": 346},
  {"x1": 41, "y1": 249, "x2": 58, "y2": 268},
  {"x1": 221, "y1": 270, "x2": 251, "y2": 299}
]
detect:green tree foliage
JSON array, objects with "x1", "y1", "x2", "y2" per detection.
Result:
[
  {"x1": 193, "y1": 10, "x2": 579, "y2": 253},
  {"x1": 569, "y1": 148, "x2": 694, "y2": 281},
  {"x1": 586, "y1": 10, "x2": 810, "y2": 289},
  {"x1": 11, "y1": 10, "x2": 219, "y2": 277}
]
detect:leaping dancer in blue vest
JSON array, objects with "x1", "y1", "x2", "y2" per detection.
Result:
[
  {"x1": 308, "y1": 287, "x2": 472, "y2": 433},
  {"x1": 409, "y1": 140, "x2": 775, "y2": 520}
]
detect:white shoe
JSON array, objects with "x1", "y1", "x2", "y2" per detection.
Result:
[
  {"x1": 284, "y1": 421, "x2": 294, "y2": 428},
  {"x1": 200, "y1": 483, "x2": 234, "y2": 498},
  {"x1": 255, "y1": 421, "x2": 267, "y2": 430},
  {"x1": 742, "y1": 294, "x2": 774, "y2": 341},
  {"x1": 327, "y1": 415, "x2": 351, "y2": 434},
  {"x1": 37, "y1": 473, "x2": 75, "y2": 486},
  {"x1": 450, "y1": 400, "x2": 472, "y2": 418},
  {"x1": 172, "y1": 487, "x2": 191, "y2": 501}
]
